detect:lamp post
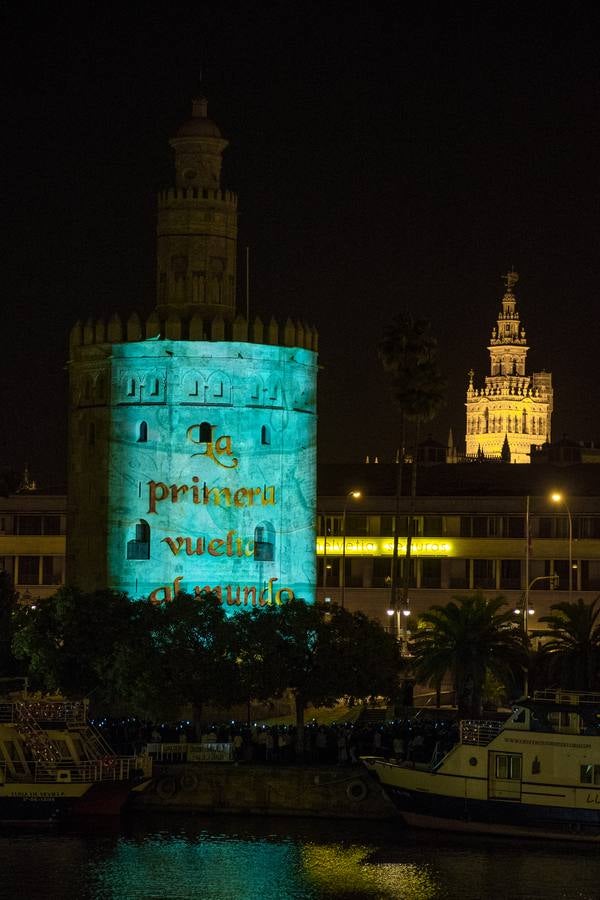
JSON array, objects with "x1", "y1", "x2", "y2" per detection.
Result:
[
  {"x1": 387, "y1": 602, "x2": 411, "y2": 651},
  {"x1": 515, "y1": 573, "x2": 559, "y2": 696},
  {"x1": 550, "y1": 492, "x2": 573, "y2": 598},
  {"x1": 341, "y1": 490, "x2": 362, "y2": 609}
]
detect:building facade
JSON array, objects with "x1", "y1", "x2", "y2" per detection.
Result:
[
  {"x1": 465, "y1": 272, "x2": 553, "y2": 463},
  {"x1": 317, "y1": 462, "x2": 600, "y2": 636},
  {"x1": 66, "y1": 99, "x2": 318, "y2": 606}
]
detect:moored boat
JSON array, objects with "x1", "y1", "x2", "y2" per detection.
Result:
[
  {"x1": 0, "y1": 682, "x2": 152, "y2": 826},
  {"x1": 363, "y1": 690, "x2": 600, "y2": 841}
]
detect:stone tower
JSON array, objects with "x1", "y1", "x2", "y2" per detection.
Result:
[
  {"x1": 156, "y1": 97, "x2": 237, "y2": 321},
  {"x1": 465, "y1": 272, "x2": 553, "y2": 463},
  {"x1": 67, "y1": 99, "x2": 318, "y2": 606}
]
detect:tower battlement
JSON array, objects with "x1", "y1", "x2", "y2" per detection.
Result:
[
  {"x1": 70, "y1": 313, "x2": 318, "y2": 356},
  {"x1": 157, "y1": 186, "x2": 238, "y2": 206}
]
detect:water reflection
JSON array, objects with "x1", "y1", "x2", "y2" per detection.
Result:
[{"x1": 1, "y1": 814, "x2": 599, "y2": 899}]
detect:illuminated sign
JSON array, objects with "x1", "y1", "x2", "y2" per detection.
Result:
[
  {"x1": 316, "y1": 538, "x2": 452, "y2": 556},
  {"x1": 107, "y1": 340, "x2": 317, "y2": 610}
]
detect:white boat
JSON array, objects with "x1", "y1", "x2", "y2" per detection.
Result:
[
  {"x1": 0, "y1": 684, "x2": 152, "y2": 826},
  {"x1": 363, "y1": 690, "x2": 600, "y2": 841}
]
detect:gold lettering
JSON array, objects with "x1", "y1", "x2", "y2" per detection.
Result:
[
  {"x1": 233, "y1": 488, "x2": 248, "y2": 506},
  {"x1": 148, "y1": 480, "x2": 169, "y2": 514},
  {"x1": 208, "y1": 538, "x2": 225, "y2": 556},
  {"x1": 262, "y1": 485, "x2": 276, "y2": 505}
]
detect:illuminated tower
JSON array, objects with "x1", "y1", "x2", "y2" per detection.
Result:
[
  {"x1": 465, "y1": 272, "x2": 553, "y2": 463},
  {"x1": 67, "y1": 99, "x2": 318, "y2": 607}
]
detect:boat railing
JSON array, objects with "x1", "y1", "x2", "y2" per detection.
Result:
[
  {"x1": 533, "y1": 689, "x2": 600, "y2": 706},
  {"x1": 0, "y1": 699, "x2": 87, "y2": 725},
  {"x1": 460, "y1": 720, "x2": 504, "y2": 746},
  {"x1": 2, "y1": 757, "x2": 146, "y2": 785}
]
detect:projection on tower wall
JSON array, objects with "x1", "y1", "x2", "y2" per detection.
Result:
[{"x1": 107, "y1": 340, "x2": 317, "y2": 609}]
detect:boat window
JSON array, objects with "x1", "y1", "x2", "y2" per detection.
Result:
[
  {"x1": 512, "y1": 708, "x2": 526, "y2": 724},
  {"x1": 495, "y1": 754, "x2": 522, "y2": 780},
  {"x1": 580, "y1": 764, "x2": 600, "y2": 785}
]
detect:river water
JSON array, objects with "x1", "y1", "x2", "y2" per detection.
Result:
[{"x1": 1, "y1": 812, "x2": 599, "y2": 900}]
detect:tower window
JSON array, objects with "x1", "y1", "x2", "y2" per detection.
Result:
[
  {"x1": 261, "y1": 425, "x2": 270, "y2": 446},
  {"x1": 199, "y1": 421, "x2": 212, "y2": 443},
  {"x1": 137, "y1": 421, "x2": 148, "y2": 443},
  {"x1": 150, "y1": 379, "x2": 160, "y2": 396},
  {"x1": 127, "y1": 520, "x2": 150, "y2": 560},
  {"x1": 254, "y1": 524, "x2": 275, "y2": 562},
  {"x1": 127, "y1": 379, "x2": 136, "y2": 397}
]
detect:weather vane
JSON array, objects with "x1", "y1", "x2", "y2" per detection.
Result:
[{"x1": 503, "y1": 269, "x2": 519, "y2": 291}]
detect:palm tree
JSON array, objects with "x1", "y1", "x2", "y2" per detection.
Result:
[
  {"x1": 538, "y1": 596, "x2": 600, "y2": 691},
  {"x1": 411, "y1": 593, "x2": 527, "y2": 717},
  {"x1": 378, "y1": 313, "x2": 445, "y2": 614}
]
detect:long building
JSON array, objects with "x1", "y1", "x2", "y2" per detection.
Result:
[{"x1": 4, "y1": 459, "x2": 600, "y2": 637}]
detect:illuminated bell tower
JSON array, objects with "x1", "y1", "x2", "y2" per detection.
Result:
[
  {"x1": 465, "y1": 271, "x2": 553, "y2": 463},
  {"x1": 156, "y1": 97, "x2": 238, "y2": 321}
]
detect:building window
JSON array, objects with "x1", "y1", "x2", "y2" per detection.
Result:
[
  {"x1": 473, "y1": 559, "x2": 495, "y2": 589},
  {"x1": 18, "y1": 556, "x2": 40, "y2": 585},
  {"x1": 127, "y1": 378, "x2": 136, "y2": 397},
  {"x1": 138, "y1": 421, "x2": 148, "y2": 443},
  {"x1": 127, "y1": 520, "x2": 150, "y2": 560},
  {"x1": 372, "y1": 557, "x2": 392, "y2": 588},
  {"x1": 42, "y1": 556, "x2": 64, "y2": 585},
  {"x1": 199, "y1": 421, "x2": 212, "y2": 443},
  {"x1": 17, "y1": 516, "x2": 42, "y2": 535},
  {"x1": 500, "y1": 559, "x2": 521, "y2": 590},
  {"x1": 150, "y1": 379, "x2": 160, "y2": 396},
  {"x1": 421, "y1": 559, "x2": 441, "y2": 588},
  {"x1": 261, "y1": 425, "x2": 270, "y2": 445},
  {"x1": 254, "y1": 524, "x2": 275, "y2": 562},
  {"x1": 448, "y1": 559, "x2": 468, "y2": 589}
]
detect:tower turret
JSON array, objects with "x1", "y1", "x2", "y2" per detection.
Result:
[
  {"x1": 465, "y1": 271, "x2": 553, "y2": 463},
  {"x1": 156, "y1": 97, "x2": 238, "y2": 321}
]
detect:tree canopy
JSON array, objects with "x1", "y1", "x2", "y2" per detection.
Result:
[
  {"x1": 538, "y1": 596, "x2": 600, "y2": 691},
  {"x1": 411, "y1": 593, "x2": 527, "y2": 717}
]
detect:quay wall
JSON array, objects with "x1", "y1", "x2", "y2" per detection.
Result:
[{"x1": 133, "y1": 764, "x2": 399, "y2": 820}]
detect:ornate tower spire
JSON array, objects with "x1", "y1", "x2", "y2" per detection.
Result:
[
  {"x1": 465, "y1": 271, "x2": 553, "y2": 463},
  {"x1": 156, "y1": 97, "x2": 238, "y2": 321}
]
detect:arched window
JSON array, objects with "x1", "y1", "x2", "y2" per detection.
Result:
[
  {"x1": 137, "y1": 421, "x2": 148, "y2": 443},
  {"x1": 261, "y1": 425, "x2": 270, "y2": 446},
  {"x1": 127, "y1": 519, "x2": 150, "y2": 560},
  {"x1": 199, "y1": 421, "x2": 212, "y2": 443},
  {"x1": 254, "y1": 523, "x2": 275, "y2": 562}
]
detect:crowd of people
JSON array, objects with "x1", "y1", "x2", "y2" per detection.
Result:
[{"x1": 97, "y1": 715, "x2": 460, "y2": 767}]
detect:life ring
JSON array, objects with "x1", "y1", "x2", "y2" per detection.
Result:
[
  {"x1": 156, "y1": 775, "x2": 178, "y2": 799},
  {"x1": 346, "y1": 779, "x2": 368, "y2": 802},
  {"x1": 179, "y1": 771, "x2": 199, "y2": 792},
  {"x1": 102, "y1": 756, "x2": 115, "y2": 768}
]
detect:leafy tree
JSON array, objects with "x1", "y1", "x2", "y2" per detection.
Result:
[
  {"x1": 12, "y1": 587, "x2": 135, "y2": 709},
  {"x1": 233, "y1": 600, "x2": 402, "y2": 750},
  {"x1": 379, "y1": 313, "x2": 445, "y2": 614},
  {"x1": 538, "y1": 596, "x2": 600, "y2": 691},
  {"x1": 110, "y1": 591, "x2": 240, "y2": 735},
  {"x1": 0, "y1": 568, "x2": 19, "y2": 676},
  {"x1": 411, "y1": 593, "x2": 526, "y2": 717}
]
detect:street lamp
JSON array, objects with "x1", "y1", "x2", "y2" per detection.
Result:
[
  {"x1": 387, "y1": 602, "x2": 411, "y2": 650},
  {"x1": 515, "y1": 573, "x2": 559, "y2": 696},
  {"x1": 550, "y1": 492, "x2": 573, "y2": 598},
  {"x1": 341, "y1": 489, "x2": 362, "y2": 609}
]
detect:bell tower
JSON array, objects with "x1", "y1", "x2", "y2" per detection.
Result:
[
  {"x1": 465, "y1": 271, "x2": 553, "y2": 463},
  {"x1": 156, "y1": 97, "x2": 238, "y2": 321}
]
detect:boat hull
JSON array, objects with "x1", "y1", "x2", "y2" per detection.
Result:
[{"x1": 380, "y1": 782, "x2": 600, "y2": 841}]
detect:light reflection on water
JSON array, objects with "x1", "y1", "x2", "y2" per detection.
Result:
[{"x1": 1, "y1": 813, "x2": 599, "y2": 899}]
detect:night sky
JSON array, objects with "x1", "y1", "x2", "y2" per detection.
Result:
[{"x1": 4, "y1": 2, "x2": 600, "y2": 489}]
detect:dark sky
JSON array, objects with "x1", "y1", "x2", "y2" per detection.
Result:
[{"x1": 3, "y1": 2, "x2": 600, "y2": 488}]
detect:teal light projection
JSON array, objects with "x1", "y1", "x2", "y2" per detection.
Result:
[{"x1": 108, "y1": 340, "x2": 317, "y2": 609}]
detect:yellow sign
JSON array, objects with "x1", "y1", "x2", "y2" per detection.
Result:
[{"x1": 316, "y1": 537, "x2": 452, "y2": 557}]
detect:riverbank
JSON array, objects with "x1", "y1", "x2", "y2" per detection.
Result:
[{"x1": 133, "y1": 763, "x2": 399, "y2": 819}]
